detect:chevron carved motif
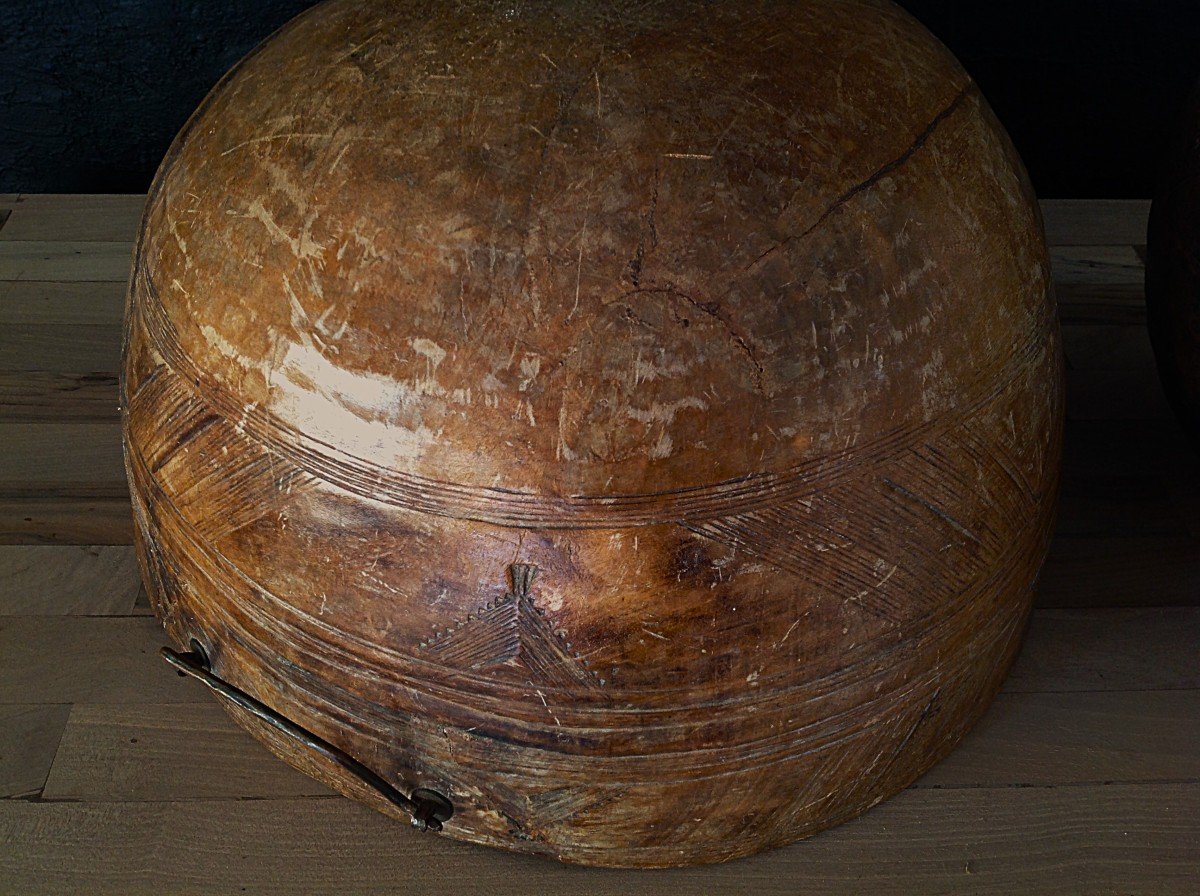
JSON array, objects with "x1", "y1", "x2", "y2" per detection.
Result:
[{"x1": 421, "y1": 564, "x2": 602, "y2": 690}]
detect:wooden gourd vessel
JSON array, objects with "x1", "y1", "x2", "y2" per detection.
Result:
[
  {"x1": 123, "y1": 0, "x2": 1064, "y2": 867},
  {"x1": 1147, "y1": 84, "x2": 1200, "y2": 449}
]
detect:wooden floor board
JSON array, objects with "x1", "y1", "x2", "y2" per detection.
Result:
[
  {"x1": 0, "y1": 324, "x2": 124, "y2": 373},
  {"x1": 1004, "y1": 607, "x2": 1200, "y2": 693},
  {"x1": 0, "y1": 423, "x2": 126, "y2": 489},
  {"x1": 41, "y1": 702, "x2": 333, "y2": 801},
  {"x1": 0, "y1": 371, "x2": 120, "y2": 422},
  {"x1": 1, "y1": 784, "x2": 1195, "y2": 895},
  {"x1": 0, "y1": 545, "x2": 140, "y2": 615},
  {"x1": 1056, "y1": 288, "x2": 1146, "y2": 325},
  {"x1": 1037, "y1": 535, "x2": 1200, "y2": 608},
  {"x1": 0, "y1": 704, "x2": 71, "y2": 798},
  {"x1": 1050, "y1": 245, "x2": 1145, "y2": 317},
  {"x1": 0, "y1": 195, "x2": 144, "y2": 243},
  {"x1": 917, "y1": 690, "x2": 1200, "y2": 787},
  {"x1": 0, "y1": 281, "x2": 127, "y2": 326},
  {"x1": 1040, "y1": 198, "x2": 1150, "y2": 246},
  {"x1": 131, "y1": 583, "x2": 152, "y2": 615},
  {"x1": 1051, "y1": 238, "x2": 1146, "y2": 325},
  {"x1": 0, "y1": 326, "x2": 124, "y2": 424},
  {"x1": 38, "y1": 687, "x2": 1196, "y2": 805},
  {"x1": 0, "y1": 497, "x2": 134, "y2": 545},
  {"x1": 1051, "y1": 245, "x2": 1144, "y2": 288},
  {"x1": 3, "y1": 417, "x2": 1193, "y2": 549},
  {"x1": 0, "y1": 242, "x2": 133, "y2": 282},
  {"x1": 0, "y1": 616, "x2": 204, "y2": 704}
]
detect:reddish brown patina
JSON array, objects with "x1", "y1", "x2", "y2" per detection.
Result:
[{"x1": 122, "y1": 0, "x2": 1064, "y2": 867}]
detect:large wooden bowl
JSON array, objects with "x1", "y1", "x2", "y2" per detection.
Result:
[{"x1": 122, "y1": 0, "x2": 1063, "y2": 867}]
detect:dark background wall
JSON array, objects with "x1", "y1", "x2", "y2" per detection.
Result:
[{"x1": 0, "y1": 0, "x2": 1195, "y2": 197}]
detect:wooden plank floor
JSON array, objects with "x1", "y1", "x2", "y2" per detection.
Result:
[{"x1": 0, "y1": 195, "x2": 1196, "y2": 894}]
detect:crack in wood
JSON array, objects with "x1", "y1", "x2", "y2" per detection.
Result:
[{"x1": 746, "y1": 83, "x2": 977, "y2": 273}]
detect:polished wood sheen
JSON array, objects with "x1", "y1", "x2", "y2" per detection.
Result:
[
  {"x1": 1147, "y1": 85, "x2": 1200, "y2": 449},
  {"x1": 121, "y1": 0, "x2": 1064, "y2": 867}
]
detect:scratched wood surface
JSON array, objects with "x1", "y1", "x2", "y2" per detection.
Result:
[
  {"x1": 120, "y1": 2, "x2": 1066, "y2": 867},
  {"x1": 1, "y1": 191, "x2": 1197, "y2": 889}
]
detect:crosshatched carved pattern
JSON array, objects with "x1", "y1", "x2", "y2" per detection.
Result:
[{"x1": 123, "y1": 0, "x2": 1064, "y2": 867}]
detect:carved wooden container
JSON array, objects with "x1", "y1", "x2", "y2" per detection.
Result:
[
  {"x1": 1148, "y1": 85, "x2": 1200, "y2": 449},
  {"x1": 122, "y1": 0, "x2": 1064, "y2": 867}
]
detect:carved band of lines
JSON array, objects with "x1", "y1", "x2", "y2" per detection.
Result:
[
  {"x1": 124, "y1": 367, "x2": 1048, "y2": 716},
  {"x1": 128, "y1": 435, "x2": 1047, "y2": 724},
  {"x1": 684, "y1": 423, "x2": 1046, "y2": 624},
  {"x1": 132, "y1": 267, "x2": 1053, "y2": 529},
  {"x1": 145, "y1": 489, "x2": 1029, "y2": 784}
]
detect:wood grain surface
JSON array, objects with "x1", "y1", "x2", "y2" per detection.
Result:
[
  {"x1": 119, "y1": 0, "x2": 1067, "y2": 866},
  {"x1": 0, "y1": 545, "x2": 140, "y2": 615},
  {"x1": 5, "y1": 606, "x2": 1199, "y2": 892},
  {"x1": 2, "y1": 785, "x2": 1196, "y2": 896},
  {"x1": 0, "y1": 242, "x2": 134, "y2": 282},
  {"x1": 0, "y1": 195, "x2": 144, "y2": 243}
]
